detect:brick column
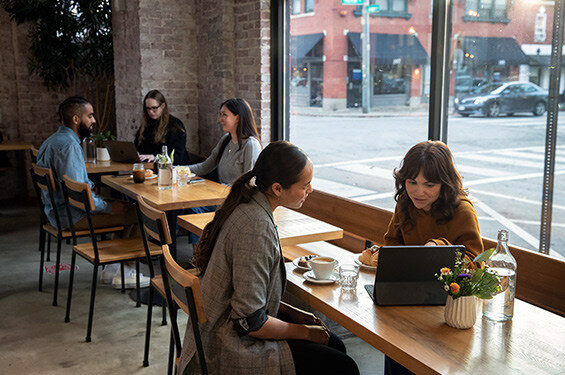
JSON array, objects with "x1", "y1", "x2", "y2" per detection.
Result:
[{"x1": 323, "y1": 29, "x2": 347, "y2": 110}]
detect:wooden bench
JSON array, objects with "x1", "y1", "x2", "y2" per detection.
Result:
[{"x1": 287, "y1": 189, "x2": 565, "y2": 316}]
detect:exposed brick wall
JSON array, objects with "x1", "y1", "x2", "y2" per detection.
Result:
[{"x1": 113, "y1": 0, "x2": 271, "y2": 156}]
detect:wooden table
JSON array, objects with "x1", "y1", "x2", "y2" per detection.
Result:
[
  {"x1": 0, "y1": 141, "x2": 34, "y2": 151},
  {"x1": 86, "y1": 161, "x2": 154, "y2": 174},
  {"x1": 177, "y1": 207, "x2": 344, "y2": 246},
  {"x1": 285, "y1": 260, "x2": 565, "y2": 374}
]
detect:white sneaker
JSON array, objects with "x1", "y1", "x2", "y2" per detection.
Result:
[
  {"x1": 101, "y1": 264, "x2": 120, "y2": 284},
  {"x1": 112, "y1": 269, "x2": 150, "y2": 289}
]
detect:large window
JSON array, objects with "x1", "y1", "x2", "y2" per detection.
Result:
[
  {"x1": 465, "y1": 0, "x2": 508, "y2": 22},
  {"x1": 283, "y1": 1, "x2": 564, "y2": 259}
]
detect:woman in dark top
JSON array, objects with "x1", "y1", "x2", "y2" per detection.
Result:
[{"x1": 135, "y1": 90, "x2": 190, "y2": 165}]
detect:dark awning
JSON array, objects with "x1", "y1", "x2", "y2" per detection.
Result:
[
  {"x1": 528, "y1": 55, "x2": 565, "y2": 66},
  {"x1": 290, "y1": 33, "x2": 324, "y2": 60},
  {"x1": 348, "y1": 32, "x2": 428, "y2": 65},
  {"x1": 462, "y1": 36, "x2": 530, "y2": 66}
]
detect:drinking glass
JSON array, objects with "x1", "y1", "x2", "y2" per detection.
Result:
[
  {"x1": 132, "y1": 163, "x2": 145, "y2": 183},
  {"x1": 339, "y1": 264, "x2": 359, "y2": 291}
]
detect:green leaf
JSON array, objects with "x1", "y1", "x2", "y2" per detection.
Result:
[{"x1": 474, "y1": 248, "x2": 495, "y2": 263}]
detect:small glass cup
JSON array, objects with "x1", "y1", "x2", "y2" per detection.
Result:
[
  {"x1": 132, "y1": 163, "x2": 145, "y2": 183},
  {"x1": 176, "y1": 166, "x2": 191, "y2": 187},
  {"x1": 339, "y1": 264, "x2": 359, "y2": 291}
]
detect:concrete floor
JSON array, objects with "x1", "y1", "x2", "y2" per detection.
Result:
[{"x1": 0, "y1": 201, "x2": 383, "y2": 374}]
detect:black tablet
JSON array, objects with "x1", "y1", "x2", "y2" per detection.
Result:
[{"x1": 365, "y1": 245, "x2": 465, "y2": 306}]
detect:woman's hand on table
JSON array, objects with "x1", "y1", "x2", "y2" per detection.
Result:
[
  {"x1": 138, "y1": 154, "x2": 155, "y2": 162},
  {"x1": 425, "y1": 241, "x2": 437, "y2": 246}
]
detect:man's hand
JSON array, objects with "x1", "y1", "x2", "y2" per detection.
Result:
[{"x1": 138, "y1": 154, "x2": 155, "y2": 162}]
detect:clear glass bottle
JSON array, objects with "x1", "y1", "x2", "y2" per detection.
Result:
[
  {"x1": 158, "y1": 145, "x2": 173, "y2": 190},
  {"x1": 483, "y1": 230, "x2": 517, "y2": 322},
  {"x1": 83, "y1": 136, "x2": 96, "y2": 163}
]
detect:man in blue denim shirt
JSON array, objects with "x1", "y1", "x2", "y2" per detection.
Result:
[{"x1": 37, "y1": 96, "x2": 147, "y2": 288}]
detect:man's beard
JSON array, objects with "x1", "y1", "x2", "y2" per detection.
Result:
[{"x1": 78, "y1": 122, "x2": 92, "y2": 139}]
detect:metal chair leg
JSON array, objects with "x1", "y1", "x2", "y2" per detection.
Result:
[
  {"x1": 52, "y1": 236, "x2": 62, "y2": 306},
  {"x1": 64, "y1": 251, "x2": 77, "y2": 323},
  {"x1": 46, "y1": 235, "x2": 51, "y2": 261},
  {"x1": 85, "y1": 264, "x2": 99, "y2": 342},
  {"x1": 38, "y1": 229, "x2": 46, "y2": 291},
  {"x1": 143, "y1": 285, "x2": 154, "y2": 367},
  {"x1": 120, "y1": 262, "x2": 125, "y2": 294},
  {"x1": 135, "y1": 259, "x2": 141, "y2": 308},
  {"x1": 162, "y1": 303, "x2": 167, "y2": 326},
  {"x1": 168, "y1": 329, "x2": 175, "y2": 375}
]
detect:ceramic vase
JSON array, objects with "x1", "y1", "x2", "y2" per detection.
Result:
[
  {"x1": 444, "y1": 295, "x2": 477, "y2": 329},
  {"x1": 96, "y1": 147, "x2": 110, "y2": 161}
]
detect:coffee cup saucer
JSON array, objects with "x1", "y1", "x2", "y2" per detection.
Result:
[{"x1": 303, "y1": 270, "x2": 339, "y2": 284}]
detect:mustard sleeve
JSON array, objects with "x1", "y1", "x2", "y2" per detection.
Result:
[
  {"x1": 450, "y1": 199, "x2": 484, "y2": 262},
  {"x1": 384, "y1": 206, "x2": 404, "y2": 246}
]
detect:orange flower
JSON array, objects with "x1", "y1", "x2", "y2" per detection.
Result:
[
  {"x1": 450, "y1": 283, "x2": 460, "y2": 294},
  {"x1": 440, "y1": 267, "x2": 451, "y2": 275}
]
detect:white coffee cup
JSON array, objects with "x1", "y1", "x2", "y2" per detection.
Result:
[{"x1": 308, "y1": 257, "x2": 337, "y2": 280}]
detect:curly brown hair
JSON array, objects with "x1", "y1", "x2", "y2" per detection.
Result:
[{"x1": 393, "y1": 141, "x2": 466, "y2": 230}]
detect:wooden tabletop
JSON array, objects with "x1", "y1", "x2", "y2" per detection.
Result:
[
  {"x1": 285, "y1": 261, "x2": 565, "y2": 374},
  {"x1": 177, "y1": 207, "x2": 344, "y2": 246},
  {"x1": 101, "y1": 175, "x2": 229, "y2": 211},
  {"x1": 86, "y1": 161, "x2": 154, "y2": 174},
  {"x1": 0, "y1": 141, "x2": 34, "y2": 151}
]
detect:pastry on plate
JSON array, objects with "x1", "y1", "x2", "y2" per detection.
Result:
[{"x1": 359, "y1": 245, "x2": 379, "y2": 267}]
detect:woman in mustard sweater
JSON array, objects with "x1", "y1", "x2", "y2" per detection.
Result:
[{"x1": 383, "y1": 140, "x2": 483, "y2": 375}]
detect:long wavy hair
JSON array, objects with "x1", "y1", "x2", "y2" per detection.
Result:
[
  {"x1": 136, "y1": 90, "x2": 172, "y2": 145},
  {"x1": 194, "y1": 141, "x2": 309, "y2": 276},
  {"x1": 393, "y1": 141, "x2": 466, "y2": 230},
  {"x1": 216, "y1": 98, "x2": 260, "y2": 161}
]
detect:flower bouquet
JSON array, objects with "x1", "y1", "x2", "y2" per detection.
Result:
[{"x1": 435, "y1": 249, "x2": 500, "y2": 328}]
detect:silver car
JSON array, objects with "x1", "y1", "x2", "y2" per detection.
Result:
[{"x1": 455, "y1": 81, "x2": 548, "y2": 117}]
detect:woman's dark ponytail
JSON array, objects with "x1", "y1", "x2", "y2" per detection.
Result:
[
  {"x1": 193, "y1": 170, "x2": 256, "y2": 275},
  {"x1": 193, "y1": 141, "x2": 309, "y2": 276}
]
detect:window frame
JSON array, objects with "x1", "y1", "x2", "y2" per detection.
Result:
[{"x1": 463, "y1": 0, "x2": 510, "y2": 24}]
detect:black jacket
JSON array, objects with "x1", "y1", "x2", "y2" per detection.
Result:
[{"x1": 135, "y1": 115, "x2": 190, "y2": 165}]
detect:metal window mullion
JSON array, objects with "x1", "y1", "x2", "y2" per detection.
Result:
[
  {"x1": 271, "y1": 0, "x2": 289, "y2": 142},
  {"x1": 539, "y1": 0, "x2": 564, "y2": 254},
  {"x1": 428, "y1": 0, "x2": 452, "y2": 142}
]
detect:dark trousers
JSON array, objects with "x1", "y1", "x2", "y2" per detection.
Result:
[
  {"x1": 385, "y1": 356, "x2": 414, "y2": 375},
  {"x1": 288, "y1": 331, "x2": 360, "y2": 375}
]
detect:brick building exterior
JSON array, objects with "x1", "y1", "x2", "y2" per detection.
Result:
[{"x1": 290, "y1": 0, "x2": 561, "y2": 110}]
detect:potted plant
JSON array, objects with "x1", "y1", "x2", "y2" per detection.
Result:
[
  {"x1": 92, "y1": 131, "x2": 116, "y2": 161},
  {"x1": 436, "y1": 249, "x2": 500, "y2": 329}
]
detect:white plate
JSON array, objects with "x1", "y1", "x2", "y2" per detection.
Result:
[
  {"x1": 129, "y1": 174, "x2": 157, "y2": 180},
  {"x1": 303, "y1": 270, "x2": 339, "y2": 284},
  {"x1": 355, "y1": 255, "x2": 377, "y2": 270},
  {"x1": 180, "y1": 173, "x2": 197, "y2": 178},
  {"x1": 292, "y1": 256, "x2": 314, "y2": 271}
]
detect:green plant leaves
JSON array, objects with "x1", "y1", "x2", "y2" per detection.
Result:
[{"x1": 473, "y1": 247, "x2": 495, "y2": 263}]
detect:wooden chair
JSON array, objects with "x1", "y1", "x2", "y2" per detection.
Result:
[
  {"x1": 29, "y1": 164, "x2": 123, "y2": 306},
  {"x1": 136, "y1": 196, "x2": 178, "y2": 370},
  {"x1": 161, "y1": 244, "x2": 208, "y2": 375},
  {"x1": 30, "y1": 146, "x2": 39, "y2": 163},
  {"x1": 61, "y1": 175, "x2": 161, "y2": 342}
]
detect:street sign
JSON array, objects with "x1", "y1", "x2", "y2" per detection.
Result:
[
  {"x1": 342, "y1": 0, "x2": 363, "y2": 5},
  {"x1": 367, "y1": 5, "x2": 380, "y2": 13}
]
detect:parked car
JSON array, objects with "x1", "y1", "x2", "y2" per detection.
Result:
[
  {"x1": 454, "y1": 76, "x2": 487, "y2": 96},
  {"x1": 455, "y1": 81, "x2": 548, "y2": 117}
]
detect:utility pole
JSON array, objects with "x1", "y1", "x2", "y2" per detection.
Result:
[{"x1": 361, "y1": 0, "x2": 371, "y2": 113}]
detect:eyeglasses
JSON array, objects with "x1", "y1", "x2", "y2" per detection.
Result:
[{"x1": 145, "y1": 104, "x2": 162, "y2": 111}]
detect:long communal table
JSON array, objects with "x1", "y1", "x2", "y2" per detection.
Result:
[
  {"x1": 283, "y1": 246, "x2": 565, "y2": 375},
  {"x1": 177, "y1": 207, "x2": 344, "y2": 247}
]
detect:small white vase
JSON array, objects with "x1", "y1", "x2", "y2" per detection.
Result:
[
  {"x1": 444, "y1": 295, "x2": 477, "y2": 329},
  {"x1": 96, "y1": 147, "x2": 110, "y2": 161}
]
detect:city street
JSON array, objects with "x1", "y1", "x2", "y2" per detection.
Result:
[{"x1": 289, "y1": 113, "x2": 565, "y2": 258}]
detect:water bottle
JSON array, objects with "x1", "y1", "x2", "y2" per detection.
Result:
[
  {"x1": 483, "y1": 230, "x2": 517, "y2": 322},
  {"x1": 83, "y1": 136, "x2": 96, "y2": 163},
  {"x1": 158, "y1": 145, "x2": 173, "y2": 190}
]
